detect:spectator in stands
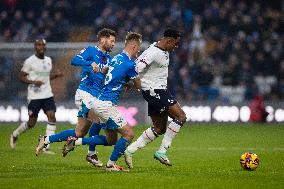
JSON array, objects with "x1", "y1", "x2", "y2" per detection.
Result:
[
  {"x1": 0, "y1": 0, "x2": 282, "y2": 102},
  {"x1": 192, "y1": 64, "x2": 219, "y2": 101},
  {"x1": 222, "y1": 56, "x2": 240, "y2": 86},
  {"x1": 276, "y1": 60, "x2": 284, "y2": 99}
]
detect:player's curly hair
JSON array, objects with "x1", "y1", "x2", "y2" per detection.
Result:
[
  {"x1": 164, "y1": 28, "x2": 180, "y2": 39},
  {"x1": 97, "y1": 28, "x2": 116, "y2": 40}
]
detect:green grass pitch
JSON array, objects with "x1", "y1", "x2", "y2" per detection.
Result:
[{"x1": 0, "y1": 123, "x2": 283, "y2": 189}]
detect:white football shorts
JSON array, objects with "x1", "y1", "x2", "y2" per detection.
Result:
[
  {"x1": 92, "y1": 99, "x2": 127, "y2": 129},
  {"x1": 74, "y1": 89, "x2": 96, "y2": 118}
]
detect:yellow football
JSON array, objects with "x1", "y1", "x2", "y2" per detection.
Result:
[{"x1": 240, "y1": 152, "x2": 260, "y2": 170}]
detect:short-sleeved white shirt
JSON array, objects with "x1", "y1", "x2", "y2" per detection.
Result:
[
  {"x1": 21, "y1": 55, "x2": 53, "y2": 100},
  {"x1": 136, "y1": 42, "x2": 169, "y2": 90}
]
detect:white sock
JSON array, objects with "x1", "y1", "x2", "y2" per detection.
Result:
[
  {"x1": 45, "y1": 122, "x2": 56, "y2": 136},
  {"x1": 75, "y1": 138, "x2": 82, "y2": 146},
  {"x1": 44, "y1": 136, "x2": 50, "y2": 144},
  {"x1": 88, "y1": 150, "x2": 96, "y2": 156},
  {"x1": 157, "y1": 121, "x2": 181, "y2": 154},
  {"x1": 127, "y1": 127, "x2": 158, "y2": 154},
  {"x1": 45, "y1": 122, "x2": 56, "y2": 149},
  {"x1": 12, "y1": 122, "x2": 28, "y2": 137}
]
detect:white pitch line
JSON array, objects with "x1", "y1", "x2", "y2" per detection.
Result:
[{"x1": 140, "y1": 147, "x2": 284, "y2": 151}]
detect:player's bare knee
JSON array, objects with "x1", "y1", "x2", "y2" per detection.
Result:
[
  {"x1": 121, "y1": 126, "x2": 134, "y2": 141},
  {"x1": 75, "y1": 129, "x2": 87, "y2": 138},
  {"x1": 125, "y1": 130, "x2": 134, "y2": 141},
  {"x1": 48, "y1": 117, "x2": 56, "y2": 123},
  {"x1": 106, "y1": 137, "x2": 117, "y2": 145},
  {"x1": 179, "y1": 111, "x2": 187, "y2": 124},
  {"x1": 173, "y1": 110, "x2": 186, "y2": 125},
  {"x1": 27, "y1": 118, "x2": 37, "y2": 128},
  {"x1": 46, "y1": 112, "x2": 56, "y2": 122},
  {"x1": 153, "y1": 126, "x2": 166, "y2": 135},
  {"x1": 27, "y1": 122, "x2": 35, "y2": 128}
]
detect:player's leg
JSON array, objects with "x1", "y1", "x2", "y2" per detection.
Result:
[
  {"x1": 155, "y1": 102, "x2": 187, "y2": 166},
  {"x1": 106, "y1": 123, "x2": 134, "y2": 172},
  {"x1": 60, "y1": 117, "x2": 92, "y2": 157},
  {"x1": 60, "y1": 108, "x2": 99, "y2": 157},
  {"x1": 124, "y1": 114, "x2": 167, "y2": 168},
  {"x1": 74, "y1": 97, "x2": 97, "y2": 137},
  {"x1": 36, "y1": 91, "x2": 92, "y2": 155},
  {"x1": 38, "y1": 97, "x2": 57, "y2": 154},
  {"x1": 36, "y1": 117, "x2": 91, "y2": 156},
  {"x1": 87, "y1": 101, "x2": 131, "y2": 171},
  {"x1": 85, "y1": 109, "x2": 102, "y2": 166},
  {"x1": 35, "y1": 117, "x2": 89, "y2": 156},
  {"x1": 10, "y1": 99, "x2": 40, "y2": 149},
  {"x1": 66, "y1": 128, "x2": 117, "y2": 166},
  {"x1": 87, "y1": 122, "x2": 102, "y2": 154},
  {"x1": 86, "y1": 128, "x2": 116, "y2": 167}
]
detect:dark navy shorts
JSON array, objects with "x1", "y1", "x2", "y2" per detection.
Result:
[
  {"x1": 28, "y1": 97, "x2": 56, "y2": 117},
  {"x1": 142, "y1": 89, "x2": 177, "y2": 116}
]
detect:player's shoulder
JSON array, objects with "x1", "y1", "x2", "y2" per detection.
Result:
[
  {"x1": 144, "y1": 42, "x2": 165, "y2": 56},
  {"x1": 24, "y1": 55, "x2": 37, "y2": 65},
  {"x1": 44, "y1": 55, "x2": 52, "y2": 62},
  {"x1": 25, "y1": 54, "x2": 35, "y2": 61},
  {"x1": 83, "y1": 45, "x2": 97, "y2": 53}
]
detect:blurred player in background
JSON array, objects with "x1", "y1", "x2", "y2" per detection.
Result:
[
  {"x1": 124, "y1": 28, "x2": 187, "y2": 168},
  {"x1": 62, "y1": 32, "x2": 142, "y2": 171},
  {"x1": 10, "y1": 39, "x2": 63, "y2": 154},
  {"x1": 35, "y1": 28, "x2": 116, "y2": 167}
]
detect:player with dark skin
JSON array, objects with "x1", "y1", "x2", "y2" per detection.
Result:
[
  {"x1": 19, "y1": 39, "x2": 63, "y2": 129},
  {"x1": 125, "y1": 29, "x2": 186, "y2": 167},
  {"x1": 150, "y1": 37, "x2": 186, "y2": 136}
]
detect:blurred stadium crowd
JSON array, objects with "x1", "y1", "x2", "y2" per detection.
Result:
[{"x1": 0, "y1": 0, "x2": 283, "y2": 102}]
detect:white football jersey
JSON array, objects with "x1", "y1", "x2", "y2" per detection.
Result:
[
  {"x1": 21, "y1": 55, "x2": 53, "y2": 100},
  {"x1": 136, "y1": 42, "x2": 169, "y2": 90}
]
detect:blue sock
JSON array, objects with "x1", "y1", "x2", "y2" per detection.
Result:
[
  {"x1": 82, "y1": 135, "x2": 109, "y2": 146},
  {"x1": 110, "y1": 137, "x2": 130, "y2": 161},
  {"x1": 88, "y1": 122, "x2": 102, "y2": 152},
  {"x1": 48, "y1": 129, "x2": 76, "y2": 143}
]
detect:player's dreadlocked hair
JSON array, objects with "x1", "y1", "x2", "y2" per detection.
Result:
[
  {"x1": 97, "y1": 28, "x2": 116, "y2": 40},
  {"x1": 125, "y1": 32, "x2": 142, "y2": 44},
  {"x1": 163, "y1": 28, "x2": 181, "y2": 39}
]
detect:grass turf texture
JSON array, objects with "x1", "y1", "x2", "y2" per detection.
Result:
[{"x1": 0, "y1": 123, "x2": 283, "y2": 189}]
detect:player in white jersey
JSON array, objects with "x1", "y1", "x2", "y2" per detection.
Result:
[
  {"x1": 10, "y1": 39, "x2": 63, "y2": 153},
  {"x1": 124, "y1": 29, "x2": 187, "y2": 168}
]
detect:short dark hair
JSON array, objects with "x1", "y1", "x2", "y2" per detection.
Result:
[
  {"x1": 97, "y1": 28, "x2": 116, "y2": 40},
  {"x1": 164, "y1": 28, "x2": 180, "y2": 39},
  {"x1": 125, "y1": 32, "x2": 142, "y2": 44}
]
